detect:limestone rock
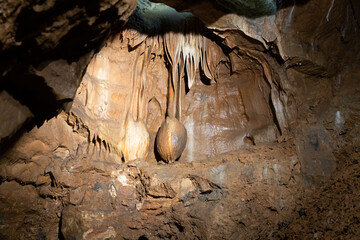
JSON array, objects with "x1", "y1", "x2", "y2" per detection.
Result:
[
  {"x1": 0, "y1": 0, "x2": 137, "y2": 127},
  {"x1": 296, "y1": 124, "x2": 336, "y2": 185},
  {"x1": 0, "y1": 0, "x2": 360, "y2": 239},
  {"x1": 0, "y1": 91, "x2": 33, "y2": 142}
]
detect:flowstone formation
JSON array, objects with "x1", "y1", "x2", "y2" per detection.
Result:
[
  {"x1": 0, "y1": 0, "x2": 360, "y2": 239},
  {"x1": 70, "y1": 0, "x2": 289, "y2": 163},
  {"x1": 120, "y1": 34, "x2": 151, "y2": 162}
]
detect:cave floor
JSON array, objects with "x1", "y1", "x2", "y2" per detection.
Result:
[{"x1": 1, "y1": 121, "x2": 359, "y2": 239}]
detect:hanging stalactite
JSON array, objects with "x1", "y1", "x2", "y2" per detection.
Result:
[
  {"x1": 122, "y1": 3, "x2": 225, "y2": 163},
  {"x1": 156, "y1": 17, "x2": 224, "y2": 163}
]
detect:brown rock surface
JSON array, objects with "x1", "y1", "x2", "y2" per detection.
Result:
[
  {"x1": 0, "y1": 91, "x2": 33, "y2": 142},
  {"x1": 70, "y1": 2, "x2": 286, "y2": 161},
  {"x1": 1, "y1": 0, "x2": 360, "y2": 239},
  {"x1": 0, "y1": 0, "x2": 137, "y2": 127}
]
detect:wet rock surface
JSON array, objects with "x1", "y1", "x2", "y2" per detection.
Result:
[
  {"x1": 1, "y1": 0, "x2": 360, "y2": 239},
  {"x1": 70, "y1": 2, "x2": 284, "y2": 161}
]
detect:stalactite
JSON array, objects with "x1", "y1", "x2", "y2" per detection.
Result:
[
  {"x1": 162, "y1": 17, "x2": 221, "y2": 93},
  {"x1": 121, "y1": 8, "x2": 227, "y2": 163},
  {"x1": 156, "y1": 17, "x2": 216, "y2": 163},
  {"x1": 71, "y1": 0, "x2": 287, "y2": 162},
  {"x1": 120, "y1": 43, "x2": 151, "y2": 162}
]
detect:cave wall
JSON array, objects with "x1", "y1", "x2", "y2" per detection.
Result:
[
  {"x1": 70, "y1": 8, "x2": 280, "y2": 162},
  {"x1": 0, "y1": 0, "x2": 360, "y2": 239},
  {"x1": 0, "y1": 0, "x2": 137, "y2": 144}
]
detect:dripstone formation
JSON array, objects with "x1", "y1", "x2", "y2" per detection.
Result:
[{"x1": 0, "y1": 0, "x2": 359, "y2": 239}]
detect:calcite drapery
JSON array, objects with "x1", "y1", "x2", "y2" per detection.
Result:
[
  {"x1": 70, "y1": 0, "x2": 289, "y2": 162},
  {"x1": 120, "y1": 42, "x2": 152, "y2": 162},
  {"x1": 71, "y1": 0, "x2": 225, "y2": 162},
  {"x1": 156, "y1": 15, "x2": 225, "y2": 162}
]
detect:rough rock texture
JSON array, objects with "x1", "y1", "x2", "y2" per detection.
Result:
[
  {"x1": 0, "y1": 112, "x2": 302, "y2": 239},
  {"x1": 0, "y1": 91, "x2": 33, "y2": 142},
  {"x1": 0, "y1": 0, "x2": 137, "y2": 133},
  {"x1": 1, "y1": 0, "x2": 360, "y2": 239}
]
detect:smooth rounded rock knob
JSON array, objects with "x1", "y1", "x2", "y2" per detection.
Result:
[
  {"x1": 120, "y1": 118, "x2": 150, "y2": 162},
  {"x1": 156, "y1": 117, "x2": 187, "y2": 163}
]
